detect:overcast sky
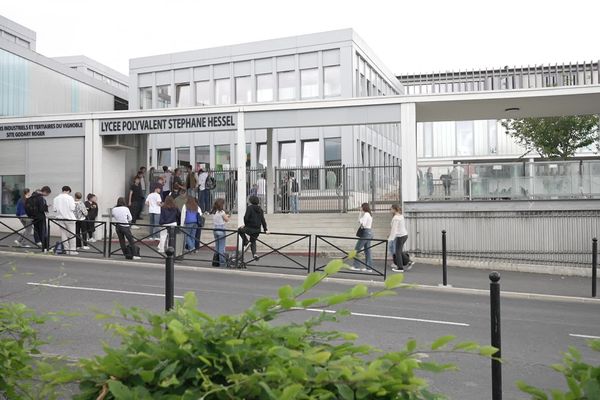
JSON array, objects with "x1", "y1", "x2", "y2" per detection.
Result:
[{"x1": 3, "y1": 0, "x2": 599, "y2": 77}]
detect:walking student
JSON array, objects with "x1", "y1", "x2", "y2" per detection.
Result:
[
  {"x1": 351, "y1": 203, "x2": 373, "y2": 271},
  {"x1": 389, "y1": 204, "x2": 413, "y2": 272},
  {"x1": 161, "y1": 166, "x2": 172, "y2": 201},
  {"x1": 185, "y1": 164, "x2": 197, "y2": 197},
  {"x1": 84, "y1": 194, "x2": 99, "y2": 243},
  {"x1": 238, "y1": 195, "x2": 269, "y2": 261},
  {"x1": 111, "y1": 197, "x2": 141, "y2": 260},
  {"x1": 53, "y1": 186, "x2": 77, "y2": 255},
  {"x1": 157, "y1": 196, "x2": 181, "y2": 253},
  {"x1": 211, "y1": 198, "x2": 230, "y2": 267},
  {"x1": 26, "y1": 186, "x2": 51, "y2": 249},
  {"x1": 181, "y1": 196, "x2": 202, "y2": 252},
  {"x1": 74, "y1": 192, "x2": 89, "y2": 250},
  {"x1": 146, "y1": 185, "x2": 163, "y2": 239},
  {"x1": 15, "y1": 188, "x2": 34, "y2": 247}
]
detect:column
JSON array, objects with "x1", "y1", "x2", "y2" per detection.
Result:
[
  {"x1": 266, "y1": 128, "x2": 275, "y2": 214},
  {"x1": 400, "y1": 102, "x2": 418, "y2": 203},
  {"x1": 236, "y1": 112, "x2": 247, "y2": 227}
]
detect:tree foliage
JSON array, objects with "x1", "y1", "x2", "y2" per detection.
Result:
[{"x1": 501, "y1": 115, "x2": 600, "y2": 159}]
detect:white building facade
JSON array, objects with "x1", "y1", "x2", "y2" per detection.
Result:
[{"x1": 129, "y1": 29, "x2": 403, "y2": 171}]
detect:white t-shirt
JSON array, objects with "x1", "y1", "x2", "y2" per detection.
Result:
[
  {"x1": 388, "y1": 214, "x2": 408, "y2": 240},
  {"x1": 358, "y1": 212, "x2": 373, "y2": 229},
  {"x1": 213, "y1": 210, "x2": 226, "y2": 226},
  {"x1": 257, "y1": 178, "x2": 266, "y2": 195},
  {"x1": 198, "y1": 172, "x2": 208, "y2": 190},
  {"x1": 162, "y1": 172, "x2": 172, "y2": 191},
  {"x1": 112, "y1": 206, "x2": 132, "y2": 225},
  {"x1": 53, "y1": 193, "x2": 75, "y2": 220},
  {"x1": 146, "y1": 192, "x2": 162, "y2": 214}
]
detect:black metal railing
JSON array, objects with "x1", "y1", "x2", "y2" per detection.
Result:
[
  {"x1": 0, "y1": 215, "x2": 42, "y2": 250},
  {"x1": 236, "y1": 231, "x2": 312, "y2": 273},
  {"x1": 313, "y1": 234, "x2": 388, "y2": 278},
  {"x1": 48, "y1": 218, "x2": 107, "y2": 256}
]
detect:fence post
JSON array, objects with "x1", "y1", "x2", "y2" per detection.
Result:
[
  {"x1": 168, "y1": 226, "x2": 176, "y2": 259},
  {"x1": 342, "y1": 165, "x2": 348, "y2": 213},
  {"x1": 490, "y1": 272, "x2": 502, "y2": 400},
  {"x1": 102, "y1": 223, "x2": 107, "y2": 258},
  {"x1": 442, "y1": 230, "x2": 448, "y2": 286},
  {"x1": 165, "y1": 247, "x2": 175, "y2": 312},
  {"x1": 592, "y1": 238, "x2": 597, "y2": 298}
]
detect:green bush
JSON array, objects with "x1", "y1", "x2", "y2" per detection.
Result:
[
  {"x1": 517, "y1": 339, "x2": 600, "y2": 400},
  {"x1": 73, "y1": 260, "x2": 494, "y2": 399}
]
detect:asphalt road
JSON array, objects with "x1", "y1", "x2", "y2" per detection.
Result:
[{"x1": 1, "y1": 254, "x2": 599, "y2": 400}]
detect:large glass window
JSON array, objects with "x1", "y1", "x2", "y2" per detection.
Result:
[
  {"x1": 456, "y1": 121, "x2": 474, "y2": 156},
  {"x1": 302, "y1": 141, "x2": 320, "y2": 166},
  {"x1": 215, "y1": 145, "x2": 231, "y2": 170},
  {"x1": 235, "y1": 76, "x2": 252, "y2": 104},
  {"x1": 324, "y1": 138, "x2": 342, "y2": 165},
  {"x1": 157, "y1": 148, "x2": 172, "y2": 167},
  {"x1": 195, "y1": 145, "x2": 210, "y2": 171},
  {"x1": 256, "y1": 74, "x2": 274, "y2": 102},
  {"x1": 139, "y1": 87, "x2": 152, "y2": 109},
  {"x1": 324, "y1": 66, "x2": 341, "y2": 98},
  {"x1": 257, "y1": 143, "x2": 267, "y2": 168},
  {"x1": 215, "y1": 78, "x2": 231, "y2": 105},
  {"x1": 195, "y1": 81, "x2": 210, "y2": 106},
  {"x1": 157, "y1": 85, "x2": 171, "y2": 108},
  {"x1": 300, "y1": 68, "x2": 318, "y2": 99},
  {"x1": 279, "y1": 142, "x2": 297, "y2": 167},
  {"x1": 176, "y1": 84, "x2": 190, "y2": 107},
  {"x1": 176, "y1": 148, "x2": 190, "y2": 168},
  {"x1": 1, "y1": 175, "x2": 25, "y2": 214},
  {"x1": 278, "y1": 71, "x2": 296, "y2": 101}
]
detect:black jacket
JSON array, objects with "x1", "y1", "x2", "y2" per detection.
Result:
[
  {"x1": 85, "y1": 201, "x2": 99, "y2": 220},
  {"x1": 244, "y1": 204, "x2": 267, "y2": 233},
  {"x1": 28, "y1": 192, "x2": 48, "y2": 219},
  {"x1": 159, "y1": 207, "x2": 181, "y2": 225}
]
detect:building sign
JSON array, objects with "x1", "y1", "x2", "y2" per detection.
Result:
[
  {"x1": 0, "y1": 120, "x2": 85, "y2": 140},
  {"x1": 99, "y1": 114, "x2": 237, "y2": 135}
]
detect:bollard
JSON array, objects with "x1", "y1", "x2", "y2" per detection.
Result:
[
  {"x1": 165, "y1": 247, "x2": 175, "y2": 312},
  {"x1": 489, "y1": 272, "x2": 502, "y2": 400},
  {"x1": 593, "y1": 238, "x2": 597, "y2": 298},
  {"x1": 442, "y1": 230, "x2": 448, "y2": 286}
]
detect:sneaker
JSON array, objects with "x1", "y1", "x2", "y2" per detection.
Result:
[
  {"x1": 36, "y1": 242, "x2": 43, "y2": 247},
  {"x1": 69, "y1": 251, "x2": 79, "y2": 255},
  {"x1": 14, "y1": 239, "x2": 21, "y2": 245},
  {"x1": 391, "y1": 267, "x2": 405, "y2": 272},
  {"x1": 23, "y1": 244, "x2": 31, "y2": 248},
  {"x1": 349, "y1": 266, "x2": 361, "y2": 271},
  {"x1": 130, "y1": 225, "x2": 141, "y2": 230},
  {"x1": 253, "y1": 254, "x2": 259, "y2": 261},
  {"x1": 81, "y1": 246, "x2": 90, "y2": 250},
  {"x1": 132, "y1": 256, "x2": 142, "y2": 260},
  {"x1": 405, "y1": 261, "x2": 414, "y2": 271},
  {"x1": 360, "y1": 268, "x2": 369, "y2": 272},
  {"x1": 88, "y1": 238, "x2": 97, "y2": 243}
]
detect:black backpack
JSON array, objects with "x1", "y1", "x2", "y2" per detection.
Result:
[
  {"x1": 291, "y1": 179, "x2": 299, "y2": 193},
  {"x1": 206, "y1": 176, "x2": 216, "y2": 190},
  {"x1": 25, "y1": 195, "x2": 39, "y2": 218}
]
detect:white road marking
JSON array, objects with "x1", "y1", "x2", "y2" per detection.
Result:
[
  {"x1": 305, "y1": 308, "x2": 470, "y2": 327},
  {"x1": 569, "y1": 333, "x2": 600, "y2": 339},
  {"x1": 27, "y1": 282, "x2": 184, "y2": 299}
]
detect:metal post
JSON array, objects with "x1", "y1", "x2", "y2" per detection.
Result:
[
  {"x1": 168, "y1": 226, "x2": 176, "y2": 259},
  {"x1": 592, "y1": 238, "x2": 597, "y2": 298},
  {"x1": 490, "y1": 272, "x2": 502, "y2": 400},
  {"x1": 442, "y1": 230, "x2": 448, "y2": 286},
  {"x1": 102, "y1": 223, "x2": 107, "y2": 258},
  {"x1": 165, "y1": 247, "x2": 175, "y2": 312}
]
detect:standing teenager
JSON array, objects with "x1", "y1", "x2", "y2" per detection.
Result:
[
  {"x1": 74, "y1": 192, "x2": 89, "y2": 250},
  {"x1": 84, "y1": 194, "x2": 99, "y2": 243},
  {"x1": 128, "y1": 176, "x2": 144, "y2": 227},
  {"x1": 388, "y1": 204, "x2": 413, "y2": 272},
  {"x1": 53, "y1": 186, "x2": 77, "y2": 255},
  {"x1": 238, "y1": 195, "x2": 269, "y2": 261},
  {"x1": 157, "y1": 196, "x2": 181, "y2": 253},
  {"x1": 351, "y1": 203, "x2": 373, "y2": 271},
  {"x1": 111, "y1": 197, "x2": 141, "y2": 260},
  {"x1": 181, "y1": 196, "x2": 202, "y2": 252},
  {"x1": 211, "y1": 198, "x2": 230, "y2": 267},
  {"x1": 15, "y1": 188, "x2": 34, "y2": 247},
  {"x1": 145, "y1": 186, "x2": 163, "y2": 239}
]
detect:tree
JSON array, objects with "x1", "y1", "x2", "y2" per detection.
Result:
[{"x1": 501, "y1": 115, "x2": 600, "y2": 159}]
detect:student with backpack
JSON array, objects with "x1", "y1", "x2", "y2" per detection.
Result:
[
  {"x1": 25, "y1": 186, "x2": 51, "y2": 249},
  {"x1": 389, "y1": 204, "x2": 414, "y2": 272},
  {"x1": 181, "y1": 196, "x2": 202, "y2": 252},
  {"x1": 157, "y1": 196, "x2": 181, "y2": 253},
  {"x1": 111, "y1": 197, "x2": 141, "y2": 260},
  {"x1": 238, "y1": 195, "x2": 269, "y2": 261},
  {"x1": 84, "y1": 194, "x2": 99, "y2": 243},
  {"x1": 15, "y1": 188, "x2": 34, "y2": 247}
]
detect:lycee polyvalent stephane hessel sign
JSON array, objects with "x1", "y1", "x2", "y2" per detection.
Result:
[
  {"x1": 99, "y1": 114, "x2": 237, "y2": 135},
  {"x1": 0, "y1": 120, "x2": 85, "y2": 140}
]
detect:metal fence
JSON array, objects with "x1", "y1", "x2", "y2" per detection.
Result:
[
  {"x1": 418, "y1": 160, "x2": 600, "y2": 201},
  {"x1": 405, "y1": 209, "x2": 600, "y2": 267}
]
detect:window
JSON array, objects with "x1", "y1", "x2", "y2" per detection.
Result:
[
  {"x1": 257, "y1": 143, "x2": 267, "y2": 168},
  {"x1": 324, "y1": 138, "x2": 342, "y2": 165},
  {"x1": 176, "y1": 148, "x2": 190, "y2": 168},
  {"x1": 157, "y1": 149, "x2": 172, "y2": 167},
  {"x1": 195, "y1": 146, "x2": 210, "y2": 171},
  {"x1": 302, "y1": 140, "x2": 319, "y2": 167},
  {"x1": 215, "y1": 78, "x2": 231, "y2": 105},
  {"x1": 235, "y1": 143, "x2": 251, "y2": 168},
  {"x1": 488, "y1": 120, "x2": 498, "y2": 154},
  {"x1": 323, "y1": 66, "x2": 341, "y2": 98},
  {"x1": 1, "y1": 175, "x2": 25, "y2": 214},
  {"x1": 215, "y1": 145, "x2": 231, "y2": 170},
  {"x1": 157, "y1": 85, "x2": 171, "y2": 108},
  {"x1": 139, "y1": 87, "x2": 152, "y2": 109},
  {"x1": 235, "y1": 76, "x2": 252, "y2": 104},
  {"x1": 456, "y1": 121, "x2": 474, "y2": 156},
  {"x1": 278, "y1": 71, "x2": 296, "y2": 101},
  {"x1": 176, "y1": 84, "x2": 190, "y2": 107},
  {"x1": 279, "y1": 142, "x2": 297, "y2": 167},
  {"x1": 300, "y1": 68, "x2": 318, "y2": 99},
  {"x1": 195, "y1": 81, "x2": 210, "y2": 106},
  {"x1": 256, "y1": 74, "x2": 274, "y2": 102}
]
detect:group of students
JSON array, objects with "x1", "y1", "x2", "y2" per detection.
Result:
[
  {"x1": 353, "y1": 202, "x2": 414, "y2": 272},
  {"x1": 14, "y1": 185, "x2": 99, "y2": 254}
]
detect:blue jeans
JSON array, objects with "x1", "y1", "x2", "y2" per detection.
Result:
[
  {"x1": 290, "y1": 194, "x2": 299, "y2": 213},
  {"x1": 150, "y1": 213, "x2": 160, "y2": 239},
  {"x1": 354, "y1": 228, "x2": 373, "y2": 269},
  {"x1": 185, "y1": 223, "x2": 197, "y2": 250},
  {"x1": 200, "y1": 189, "x2": 210, "y2": 213},
  {"x1": 213, "y1": 224, "x2": 226, "y2": 266}
]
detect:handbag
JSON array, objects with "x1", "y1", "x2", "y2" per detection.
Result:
[
  {"x1": 356, "y1": 225, "x2": 365, "y2": 237},
  {"x1": 197, "y1": 213, "x2": 205, "y2": 227}
]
